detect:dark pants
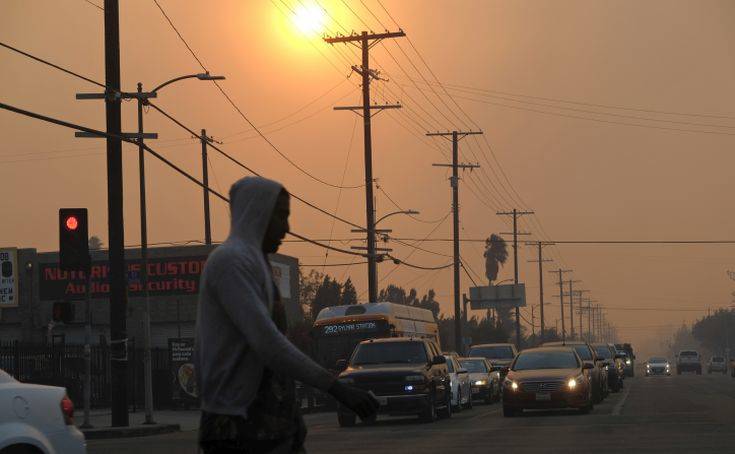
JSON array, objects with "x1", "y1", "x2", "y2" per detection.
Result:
[
  {"x1": 200, "y1": 437, "x2": 298, "y2": 454},
  {"x1": 199, "y1": 412, "x2": 306, "y2": 454}
]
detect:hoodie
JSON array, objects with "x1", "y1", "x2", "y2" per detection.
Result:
[{"x1": 194, "y1": 176, "x2": 334, "y2": 417}]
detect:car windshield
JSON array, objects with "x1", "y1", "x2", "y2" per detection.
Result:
[
  {"x1": 712, "y1": 357, "x2": 724, "y2": 362},
  {"x1": 513, "y1": 351, "x2": 579, "y2": 371},
  {"x1": 572, "y1": 345, "x2": 593, "y2": 360},
  {"x1": 468, "y1": 345, "x2": 515, "y2": 359},
  {"x1": 351, "y1": 342, "x2": 428, "y2": 365},
  {"x1": 680, "y1": 351, "x2": 698, "y2": 357},
  {"x1": 649, "y1": 357, "x2": 667, "y2": 363},
  {"x1": 594, "y1": 346, "x2": 612, "y2": 359},
  {"x1": 459, "y1": 359, "x2": 488, "y2": 373}
]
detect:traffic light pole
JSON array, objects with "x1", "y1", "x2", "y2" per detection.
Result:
[
  {"x1": 104, "y1": 0, "x2": 128, "y2": 427},
  {"x1": 81, "y1": 271, "x2": 92, "y2": 428},
  {"x1": 428, "y1": 130, "x2": 482, "y2": 355}
]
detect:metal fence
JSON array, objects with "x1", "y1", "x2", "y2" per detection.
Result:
[{"x1": 0, "y1": 341, "x2": 175, "y2": 409}]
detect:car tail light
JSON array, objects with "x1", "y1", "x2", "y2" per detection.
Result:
[{"x1": 60, "y1": 394, "x2": 74, "y2": 425}]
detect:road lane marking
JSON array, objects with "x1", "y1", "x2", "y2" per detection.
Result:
[{"x1": 612, "y1": 382, "x2": 632, "y2": 416}]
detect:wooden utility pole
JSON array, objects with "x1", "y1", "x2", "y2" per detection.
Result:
[
  {"x1": 549, "y1": 269, "x2": 572, "y2": 342},
  {"x1": 104, "y1": 0, "x2": 128, "y2": 427},
  {"x1": 429, "y1": 130, "x2": 481, "y2": 354},
  {"x1": 201, "y1": 129, "x2": 212, "y2": 245},
  {"x1": 326, "y1": 31, "x2": 404, "y2": 303},
  {"x1": 527, "y1": 241, "x2": 553, "y2": 343},
  {"x1": 497, "y1": 209, "x2": 533, "y2": 349}
]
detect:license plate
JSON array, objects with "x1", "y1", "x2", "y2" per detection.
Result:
[
  {"x1": 535, "y1": 393, "x2": 551, "y2": 401},
  {"x1": 369, "y1": 391, "x2": 388, "y2": 406}
]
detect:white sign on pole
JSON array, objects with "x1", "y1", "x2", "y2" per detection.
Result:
[
  {"x1": 469, "y1": 284, "x2": 526, "y2": 310},
  {"x1": 0, "y1": 248, "x2": 19, "y2": 308},
  {"x1": 270, "y1": 261, "x2": 291, "y2": 299}
]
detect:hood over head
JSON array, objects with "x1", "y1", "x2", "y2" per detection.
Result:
[{"x1": 228, "y1": 176, "x2": 284, "y2": 245}]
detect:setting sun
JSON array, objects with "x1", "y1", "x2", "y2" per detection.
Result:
[{"x1": 291, "y1": 1, "x2": 326, "y2": 36}]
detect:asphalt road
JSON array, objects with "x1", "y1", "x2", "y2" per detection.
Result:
[{"x1": 88, "y1": 373, "x2": 735, "y2": 454}]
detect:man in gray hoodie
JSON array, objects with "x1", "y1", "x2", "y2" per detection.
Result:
[{"x1": 195, "y1": 176, "x2": 377, "y2": 453}]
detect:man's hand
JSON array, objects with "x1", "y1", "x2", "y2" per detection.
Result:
[{"x1": 328, "y1": 381, "x2": 379, "y2": 420}]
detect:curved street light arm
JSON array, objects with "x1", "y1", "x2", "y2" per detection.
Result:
[
  {"x1": 150, "y1": 72, "x2": 225, "y2": 94},
  {"x1": 375, "y1": 209, "x2": 419, "y2": 226}
]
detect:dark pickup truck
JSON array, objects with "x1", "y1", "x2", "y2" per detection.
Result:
[{"x1": 336, "y1": 337, "x2": 452, "y2": 426}]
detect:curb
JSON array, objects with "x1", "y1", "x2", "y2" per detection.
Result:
[{"x1": 81, "y1": 423, "x2": 181, "y2": 440}]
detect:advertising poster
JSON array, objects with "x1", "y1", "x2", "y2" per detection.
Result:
[{"x1": 169, "y1": 338, "x2": 198, "y2": 404}]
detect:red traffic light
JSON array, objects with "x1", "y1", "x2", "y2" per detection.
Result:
[{"x1": 65, "y1": 216, "x2": 79, "y2": 231}]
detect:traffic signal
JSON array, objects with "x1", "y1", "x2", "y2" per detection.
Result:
[
  {"x1": 52, "y1": 302, "x2": 75, "y2": 324},
  {"x1": 59, "y1": 208, "x2": 90, "y2": 271}
]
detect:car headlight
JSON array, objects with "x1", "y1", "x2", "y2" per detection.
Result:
[
  {"x1": 625, "y1": 359, "x2": 631, "y2": 365},
  {"x1": 405, "y1": 375, "x2": 425, "y2": 382},
  {"x1": 604, "y1": 365, "x2": 609, "y2": 371},
  {"x1": 474, "y1": 380, "x2": 488, "y2": 386},
  {"x1": 338, "y1": 377, "x2": 354, "y2": 384},
  {"x1": 567, "y1": 378, "x2": 577, "y2": 389},
  {"x1": 503, "y1": 378, "x2": 519, "y2": 391}
]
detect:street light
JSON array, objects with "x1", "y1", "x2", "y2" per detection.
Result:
[
  {"x1": 135, "y1": 72, "x2": 225, "y2": 426},
  {"x1": 375, "y1": 209, "x2": 419, "y2": 226}
]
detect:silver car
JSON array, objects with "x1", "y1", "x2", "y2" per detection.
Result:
[
  {"x1": 645, "y1": 357, "x2": 671, "y2": 376},
  {"x1": 459, "y1": 357, "x2": 501, "y2": 404},
  {"x1": 445, "y1": 354, "x2": 472, "y2": 411}
]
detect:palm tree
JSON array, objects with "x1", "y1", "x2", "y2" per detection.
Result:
[
  {"x1": 484, "y1": 234, "x2": 508, "y2": 285},
  {"x1": 89, "y1": 235, "x2": 104, "y2": 250}
]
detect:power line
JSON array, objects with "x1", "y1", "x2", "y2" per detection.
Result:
[
  {"x1": 146, "y1": 102, "x2": 366, "y2": 230},
  {"x1": 0, "y1": 41, "x2": 104, "y2": 88},
  {"x1": 218, "y1": 78, "x2": 353, "y2": 140},
  {"x1": 153, "y1": 0, "x2": 364, "y2": 190},
  {"x1": 82, "y1": 0, "x2": 104, "y2": 11},
  {"x1": 301, "y1": 261, "x2": 368, "y2": 267},
  {"x1": 448, "y1": 91, "x2": 735, "y2": 137},
  {"x1": 407, "y1": 78, "x2": 735, "y2": 121},
  {"x1": 0, "y1": 100, "x2": 368, "y2": 259}
]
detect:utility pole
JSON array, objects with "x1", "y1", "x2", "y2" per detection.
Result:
[
  {"x1": 429, "y1": 130, "x2": 482, "y2": 355},
  {"x1": 497, "y1": 209, "x2": 533, "y2": 349},
  {"x1": 531, "y1": 305, "x2": 536, "y2": 338},
  {"x1": 104, "y1": 0, "x2": 128, "y2": 427},
  {"x1": 136, "y1": 83, "x2": 155, "y2": 425},
  {"x1": 527, "y1": 241, "x2": 553, "y2": 343},
  {"x1": 201, "y1": 129, "x2": 212, "y2": 245},
  {"x1": 568, "y1": 281, "x2": 576, "y2": 340},
  {"x1": 326, "y1": 31, "x2": 405, "y2": 304},
  {"x1": 549, "y1": 269, "x2": 572, "y2": 342},
  {"x1": 574, "y1": 289, "x2": 590, "y2": 342}
]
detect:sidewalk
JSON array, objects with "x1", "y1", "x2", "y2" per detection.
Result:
[{"x1": 78, "y1": 409, "x2": 199, "y2": 439}]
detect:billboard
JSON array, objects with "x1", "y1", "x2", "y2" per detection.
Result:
[
  {"x1": 39, "y1": 256, "x2": 206, "y2": 301},
  {"x1": 469, "y1": 284, "x2": 526, "y2": 310},
  {"x1": 39, "y1": 255, "x2": 293, "y2": 302},
  {"x1": 0, "y1": 248, "x2": 18, "y2": 308}
]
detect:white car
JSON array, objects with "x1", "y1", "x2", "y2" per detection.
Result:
[
  {"x1": 707, "y1": 356, "x2": 727, "y2": 374},
  {"x1": 645, "y1": 357, "x2": 671, "y2": 376},
  {"x1": 444, "y1": 354, "x2": 472, "y2": 411},
  {"x1": 0, "y1": 369, "x2": 86, "y2": 453}
]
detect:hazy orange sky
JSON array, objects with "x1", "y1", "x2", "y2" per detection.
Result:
[{"x1": 2, "y1": 0, "x2": 735, "y2": 352}]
